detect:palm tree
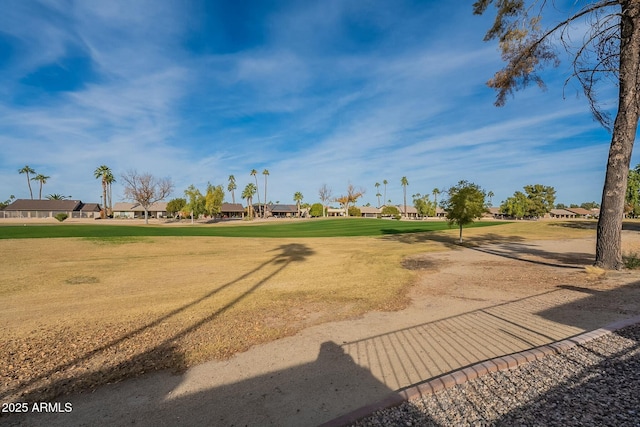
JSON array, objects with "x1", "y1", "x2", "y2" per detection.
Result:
[
  {"x1": 262, "y1": 169, "x2": 269, "y2": 218},
  {"x1": 432, "y1": 188, "x2": 441, "y2": 208},
  {"x1": 104, "y1": 170, "x2": 115, "y2": 215},
  {"x1": 383, "y1": 179, "x2": 388, "y2": 206},
  {"x1": 374, "y1": 182, "x2": 381, "y2": 207},
  {"x1": 242, "y1": 183, "x2": 257, "y2": 218},
  {"x1": 19, "y1": 165, "x2": 36, "y2": 199},
  {"x1": 487, "y1": 191, "x2": 495, "y2": 207},
  {"x1": 228, "y1": 175, "x2": 237, "y2": 204},
  {"x1": 94, "y1": 165, "x2": 112, "y2": 218},
  {"x1": 293, "y1": 191, "x2": 303, "y2": 218},
  {"x1": 250, "y1": 169, "x2": 261, "y2": 218},
  {"x1": 401, "y1": 177, "x2": 409, "y2": 218},
  {"x1": 31, "y1": 174, "x2": 50, "y2": 199},
  {"x1": 47, "y1": 194, "x2": 71, "y2": 200}
]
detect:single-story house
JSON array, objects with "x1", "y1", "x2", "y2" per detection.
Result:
[
  {"x1": 549, "y1": 208, "x2": 577, "y2": 219},
  {"x1": 269, "y1": 204, "x2": 301, "y2": 218},
  {"x1": 220, "y1": 203, "x2": 245, "y2": 218},
  {"x1": 112, "y1": 202, "x2": 168, "y2": 219},
  {"x1": 358, "y1": 206, "x2": 380, "y2": 218},
  {"x1": 327, "y1": 207, "x2": 345, "y2": 217},
  {"x1": 397, "y1": 205, "x2": 418, "y2": 219},
  {"x1": 565, "y1": 207, "x2": 595, "y2": 218},
  {"x1": 486, "y1": 207, "x2": 507, "y2": 219},
  {"x1": 0, "y1": 199, "x2": 101, "y2": 219}
]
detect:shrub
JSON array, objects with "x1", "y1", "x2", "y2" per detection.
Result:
[
  {"x1": 348, "y1": 206, "x2": 361, "y2": 217},
  {"x1": 623, "y1": 252, "x2": 640, "y2": 269},
  {"x1": 55, "y1": 213, "x2": 68, "y2": 222},
  {"x1": 309, "y1": 203, "x2": 324, "y2": 217}
]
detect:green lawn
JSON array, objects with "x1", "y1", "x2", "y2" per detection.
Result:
[{"x1": 0, "y1": 218, "x2": 504, "y2": 239}]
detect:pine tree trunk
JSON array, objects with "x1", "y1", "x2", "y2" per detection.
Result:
[{"x1": 595, "y1": 0, "x2": 640, "y2": 269}]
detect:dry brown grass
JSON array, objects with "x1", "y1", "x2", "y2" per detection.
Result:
[{"x1": 0, "y1": 220, "x2": 596, "y2": 403}]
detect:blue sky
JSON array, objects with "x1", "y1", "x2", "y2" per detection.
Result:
[{"x1": 0, "y1": 0, "x2": 634, "y2": 207}]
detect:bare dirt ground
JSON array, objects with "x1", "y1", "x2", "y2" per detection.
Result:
[{"x1": 5, "y1": 227, "x2": 640, "y2": 427}]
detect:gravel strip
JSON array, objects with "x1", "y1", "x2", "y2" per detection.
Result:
[{"x1": 351, "y1": 322, "x2": 640, "y2": 427}]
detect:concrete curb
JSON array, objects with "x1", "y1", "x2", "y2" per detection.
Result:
[{"x1": 319, "y1": 314, "x2": 640, "y2": 427}]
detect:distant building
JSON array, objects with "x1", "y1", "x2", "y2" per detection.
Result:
[{"x1": 0, "y1": 199, "x2": 101, "y2": 219}]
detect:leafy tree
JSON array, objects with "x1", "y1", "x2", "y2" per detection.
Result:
[
  {"x1": 413, "y1": 194, "x2": 436, "y2": 217},
  {"x1": 19, "y1": 165, "x2": 36, "y2": 199},
  {"x1": 523, "y1": 184, "x2": 556, "y2": 217},
  {"x1": 166, "y1": 198, "x2": 186, "y2": 217},
  {"x1": 309, "y1": 203, "x2": 324, "y2": 217},
  {"x1": 121, "y1": 170, "x2": 174, "y2": 224},
  {"x1": 335, "y1": 184, "x2": 365, "y2": 217},
  {"x1": 401, "y1": 176, "x2": 409, "y2": 218},
  {"x1": 443, "y1": 180, "x2": 487, "y2": 243},
  {"x1": 348, "y1": 206, "x2": 361, "y2": 217},
  {"x1": 205, "y1": 183, "x2": 225, "y2": 217},
  {"x1": 293, "y1": 191, "x2": 304, "y2": 217},
  {"x1": 31, "y1": 174, "x2": 50, "y2": 200},
  {"x1": 227, "y1": 175, "x2": 237, "y2": 204},
  {"x1": 262, "y1": 169, "x2": 269, "y2": 218},
  {"x1": 581, "y1": 201, "x2": 600, "y2": 210},
  {"x1": 500, "y1": 191, "x2": 529, "y2": 219},
  {"x1": 381, "y1": 205, "x2": 400, "y2": 216},
  {"x1": 625, "y1": 165, "x2": 640, "y2": 217},
  {"x1": 555, "y1": 203, "x2": 567, "y2": 209},
  {"x1": 242, "y1": 183, "x2": 257, "y2": 218},
  {"x1": 318, "y1": 184, "x2": 333, "y2": 217},
  {"x1": 475, "y1": 1, "x2": 640, "y2": 269},
  {"x1": 184, "y1": 185, "x2": 205, "y2": 221}
]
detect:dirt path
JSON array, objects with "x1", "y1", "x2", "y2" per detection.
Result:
[{"x1": 7, "y1": 234, "x2": 640, "y2": 427}]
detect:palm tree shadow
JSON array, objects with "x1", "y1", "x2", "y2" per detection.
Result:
[{"x1": 4, "y1": 243, "x2": 315, "y2": 404}]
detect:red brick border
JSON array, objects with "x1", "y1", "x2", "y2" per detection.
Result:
[{"x1": 319, "y1": 314, "x2": 640, "y2": 427}]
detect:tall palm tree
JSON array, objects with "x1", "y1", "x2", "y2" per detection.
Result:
[
  {"x1": 250, "y1": 169, "x2": 261, "y2": 218},
  {"x1": 401, "y1": 177, "x2": 409, "y2": 218},
  {"x1": 487, "y1": 191, "x2": 495, "y2": 207},
  {"x1": 242, "y1": 183, "x2": 257, "y2": 218},
  {"x1": 262, "y1": 169, "x2": 269, "y2": 218},
  {"x1": 227, "y1": 175, "x2": 237, "y2": 204},
  {"x1": 104, "y1": 170, "x2": 115, "y2": 215},
  {"x1": 32, "y1": 174, "x2": 50, "y2": 200},
  {"x1": 383, "y1": 179, "x2": 388, "y2": 206},
  {"x1": 94, "y1": 165, "x2": 112, "y2": 218},
  {"x1": 19, "y1": 165, "x2": 36, "y2": 199},
  {"x1": 374, "y1": 182, "x2": 381, "y2": 207},
  {"x1": 293, "y1": 191, "x2": 303, "y2": 218},
  {"x1": 432, "y1": 188, "x2": 441, "y2": 207}
]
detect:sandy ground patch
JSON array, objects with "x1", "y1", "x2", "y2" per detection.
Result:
[{"x1": 5, "y1": 229, "x2": 640, "y2": 426}]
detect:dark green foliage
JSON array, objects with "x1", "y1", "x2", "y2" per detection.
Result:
[
  {"x1": 381, "y1": 205, "x2": 400, "y2": 216},
  {"x1": 54, "y1": 213, "x2": 68, "y2": 222},
  {"x1": 166, "y1": 198, "x2": 186, "y2": 216},
  {"x1": 348, "y1": 206, "x2": 361, "y2": 217},
  {"x1": 309, "y1": 203, "x2": 324, "y2": 217},
  {"x1": 443, "y1": 180, "x2": 487, "y2": 242}
]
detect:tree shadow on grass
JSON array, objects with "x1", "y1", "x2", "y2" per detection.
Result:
[
  {"x1": 1, "y1": 243, "x2": 315, "y2": 406},
  {"x1": 380, "y1": 231, "x2": 527, "y2": 249}
]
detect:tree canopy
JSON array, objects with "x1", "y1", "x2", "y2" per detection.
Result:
[
  {"x1": 121, "y1": 170, "x2": 174, "y2": 224},
  {"x1": 475, "y1": 1, "x2": 640, "y2": 269},
  {"x1": 443, "y1": 180, "x2": 487, "y2": 243}
]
